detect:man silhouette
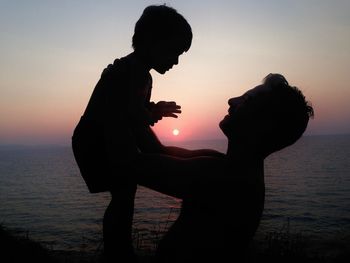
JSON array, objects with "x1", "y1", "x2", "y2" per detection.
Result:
[{"x1": 133, "y1": 74, "x2": 314, "y2": 262}]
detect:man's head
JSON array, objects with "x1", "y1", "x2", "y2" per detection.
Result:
[
  {"x1": 220, "y1": 73, "x2": 314, "y2": 158},
  {"x1": 132, "y1": 5, "x2": 192, "y2": 74}
]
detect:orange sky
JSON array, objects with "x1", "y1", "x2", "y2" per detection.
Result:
[{"x1": 1, "y1": 1, "x2": 350, "y2": 145}]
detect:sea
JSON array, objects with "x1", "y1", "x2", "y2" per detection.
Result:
[{"x1": 0, "y1": 135, "x2": 350, "y2": 255}]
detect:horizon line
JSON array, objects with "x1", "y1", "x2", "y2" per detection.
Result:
[{"x1": 0, "y1": 133, "x2": 349, "y2": 148}]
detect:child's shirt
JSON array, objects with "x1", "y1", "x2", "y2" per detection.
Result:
[{"x1": 72, "y1": 53, "x2": 157, "y2": 192}]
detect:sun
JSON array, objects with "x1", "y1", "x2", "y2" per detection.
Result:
[{"x1": 172, "y1": 129, "x2": 180, "y2": 136}]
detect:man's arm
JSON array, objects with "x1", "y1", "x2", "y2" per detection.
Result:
[
  {"x1": 164, "y1": 146, "x2": 225, "y2": 158},
  {"x1": 134, "y1": 153, "x2": 228, "y2": 199},
  {"x1": 134, "y1": 126, "x2": 225, "y2": 158},
  {"x1": 133, "y1": 125, "x2": 167, "y2": 154},
  {"x1": 146, "y1": 102, "x2": 225, "y2": 157}
]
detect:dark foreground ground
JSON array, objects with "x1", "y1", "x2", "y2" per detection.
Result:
[{"x1": 1, "y1": 225, "x2": 349, "y2": 263}]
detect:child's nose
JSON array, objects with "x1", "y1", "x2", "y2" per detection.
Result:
[{"x1": 228, "y1": 98, "x2": 236, "y2": 105}]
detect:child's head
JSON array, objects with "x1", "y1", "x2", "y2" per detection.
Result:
[{"x1": 132, "y1": 5, "x2": 192, "y2": 74}]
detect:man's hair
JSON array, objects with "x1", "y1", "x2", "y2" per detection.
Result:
[
  {"x1": 262, "y1": 73, "x2": 314, "y2": 153},
  {"x1": 132, "y1": 5, "x2": 192, "y2": 53}
]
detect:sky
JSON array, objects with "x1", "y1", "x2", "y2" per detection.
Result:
[{"x1": 1, "y1": 0, "x2": 350, "y2": 145}]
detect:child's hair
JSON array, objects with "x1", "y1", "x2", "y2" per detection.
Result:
[{"x1": 132, "y1": 5, "x2": 192, "y2": 53}]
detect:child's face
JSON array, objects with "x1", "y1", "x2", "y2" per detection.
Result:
[{"x1": 150, "y1": 40, "x2": 185, "y2": 74}]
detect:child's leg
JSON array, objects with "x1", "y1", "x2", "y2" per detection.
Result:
[{"x1": 102, "y1": 183, "x2": 138, "y2": 262}]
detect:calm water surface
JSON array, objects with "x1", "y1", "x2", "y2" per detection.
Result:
[{"x1": 0, "y1": 135, "x2": 349, "y2": 252}]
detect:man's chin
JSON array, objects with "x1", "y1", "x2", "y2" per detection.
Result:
[
  {"x1": 219, "y1": 115, "x2": 230, "y2": 127},
  {"x1": 219, "y1": 119, "x2": 227, "y2": 134},
  {"x1": 219, "y1": 117, "x2": 235, "y2": 137}
]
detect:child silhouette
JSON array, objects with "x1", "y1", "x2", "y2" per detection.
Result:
[{"x1": 72, "y1": 4, "x2": 214, "y2": 262}]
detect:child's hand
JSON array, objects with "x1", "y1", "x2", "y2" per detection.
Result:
[
  {"x1": 149, "y1": 101, "x2": 182, "y2": 125},
  {"x1": 155, "y1": 101, "x2": 182, "y2": 118}
]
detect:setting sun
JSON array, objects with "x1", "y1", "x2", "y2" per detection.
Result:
[{"x1": 172, "y1": 129, "x2": 180, "y2": 136}]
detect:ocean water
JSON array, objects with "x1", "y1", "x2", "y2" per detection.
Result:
[{"x1": 0, "y1": 135, "x2": 349, "y2": 253}]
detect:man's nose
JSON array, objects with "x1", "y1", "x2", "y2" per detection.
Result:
[{"x1": 229, "y1": 96, "x2": 244, "y2": 106}]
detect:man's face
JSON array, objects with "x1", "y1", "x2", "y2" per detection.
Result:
[{"x1": 219, "y1": 84, "x2": 273, "y2": 138}]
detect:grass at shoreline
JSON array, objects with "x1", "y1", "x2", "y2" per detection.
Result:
[
  {"x1": 1, "y1": 224, "x2": 349, "y2": 263},
  {"x1": 0, "y1": 224, "x2": 57, "y2": 263}
]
